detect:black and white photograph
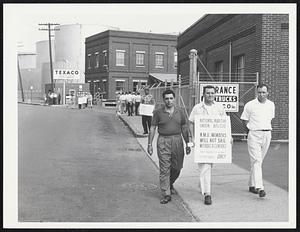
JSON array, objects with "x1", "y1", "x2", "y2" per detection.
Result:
[{"x1": 3, "y1": 3, "x2": 297, "y2": 229}]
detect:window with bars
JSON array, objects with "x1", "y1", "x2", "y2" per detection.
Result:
[
  {"x1": 87, "y1": 54, "x2": 91, "y2": 69},
  {"x1": 95, "y1": 52, "x2": 99, "y2": 68},
  {"x1": 103, "y1": 50, "x2": 108, "y2": 66},
  {"x1": 136, "y1": 52, "x2": 145, "y2": 66},
  {"x1": 174, "y1": 52, "x2": 178, "y2": 69},
  {"x1": 155, "y1": 53, "x2": 164, "y2": 68},
  {"x1": 116, "y1": 50, "x2": 125, "y2": 66},
  {"x1": 215, "y1": 61, "x2": 224, "y2": 80},
  {"x1": 115, "y1": 81, "x2": 125, "y2": 91},
  {"x1": 234, "y1": 55, "x2": 245, "y2": 81}
]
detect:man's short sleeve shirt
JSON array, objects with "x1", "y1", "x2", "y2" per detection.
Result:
[
  {"x1": 142, "y1": 94, "x2": 154, "y2": 105},
  {"x1": 189, "y1": 102, "x2": 226, "y2": 123},
  {"x1": 152, "y1": 106, "x2": 186, "y2": 135},
  {"x1": 240, "y1": 98, "x2": 275, "y2": 130}
]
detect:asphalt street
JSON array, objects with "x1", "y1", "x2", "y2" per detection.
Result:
[{"x1": 18, "y1": 104, "x2": 194, "y2": 222}]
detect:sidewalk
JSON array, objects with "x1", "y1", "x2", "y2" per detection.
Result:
[{"x1": 119, "y1": 114, "x2": 289, "y2": 223}]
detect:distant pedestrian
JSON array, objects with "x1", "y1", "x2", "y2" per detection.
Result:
[
  {"x1": 189, "y1": 85, "x2": 227, "y2": 205},
  {"x1": 126, "y1": 91, "x2": 134, "y2": 116},
  {"x1": 115, "y1": 92, "x2": 121, "y2": 113},
  {"x1": 147, "y1": 89, "x2": 191, "y2": 204},
  {"x1": 141, "y1": 87, "x2": 155, "y2": 134},
  {"x1": 241, "y1": 84, "x2": 275, "y2": 198},
  {"x1": 119, "y1": 92, "x2": 126, "y2": 114},
  {"x1": 57, "y1": 92, "x2": 61, "y2": 105},
  {"x1": 88, "y1": 92, "x2": 93, "y2": 108},
  {"x1": 134, "y1": 92, "x2": 141, "y2": 115}
]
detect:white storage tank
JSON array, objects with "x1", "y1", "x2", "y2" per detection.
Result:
[
  {"x1": 36, "y1": 40, "x2": 55, "y2": 69},
  {"x1": 54, "y1": 24, "x2": 118, "y2": 84},
  {"x1": 36, "y1": 40, "x2": 55, "y2": 93}
]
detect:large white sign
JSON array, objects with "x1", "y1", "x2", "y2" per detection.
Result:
[
  {"x1": 139, "y1": 104, "x2": 155, "y2": 116},
  {"x1": 53, "y1": 69, "x2": 80, "y2": 80},
  {"x1": 200, "y1": 83, "x2": 239, "y2": 112},
  {"x1": 194, "y1": 115, "x2": 232, "y2": 163}
]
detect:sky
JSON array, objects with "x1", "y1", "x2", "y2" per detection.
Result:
[{"x1": 4, "y1": 3, "x2": 296, "y2": 53}]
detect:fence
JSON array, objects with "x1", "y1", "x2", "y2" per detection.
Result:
[
  {"x1": 18, "y1": 90, "x2": 44, "y2": 103},
  {"x1": 149, "y1": 72, "x2": 259, "y2": 137}
]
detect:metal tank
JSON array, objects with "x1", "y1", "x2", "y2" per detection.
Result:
[
  {"x1": 36, "y1": 40, "x2": 55, "y2": 69},
  {"x1": 54, "y1": 24, "x2": 119, "y2": 84},
  {"x1": 36, "y1": 40, "x2": 55, "y2": 93}
]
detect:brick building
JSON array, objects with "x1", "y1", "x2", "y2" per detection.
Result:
[
  {"x1": 85, "y1": 30, "x2": 177, "y2": 99},
  {"x1": 177, "y1": 14, "x2": 289, "y2": 140}
]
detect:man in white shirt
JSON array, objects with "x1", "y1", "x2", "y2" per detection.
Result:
[
  {"x1": 189, "y1": 85, "x2": 226, "y2": 205},
  {"x1": 119, "y1": 92, "x2": 126, "y2": 114},
  {"x1": 134, "y1": 92, "x2": 142, "y2": 116},
  {"x1": 241, "y1": 84, "x2": 275, "y2": 198},
  {"x1": 126, "y1": 91, "x2": 134, "y2": 116}
]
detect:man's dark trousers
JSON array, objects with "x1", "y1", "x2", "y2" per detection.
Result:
[{"x1": 142, "y1": 115, "x2": 152, "y2": 133}]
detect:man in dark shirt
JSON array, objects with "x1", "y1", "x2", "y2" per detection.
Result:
[{"x1": 147, "y1": 89, "x2": 191, "y2": 204}]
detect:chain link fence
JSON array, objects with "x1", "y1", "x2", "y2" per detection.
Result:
[{"x1": 149, "y1": 72, "x2": 258, "y2": 137}]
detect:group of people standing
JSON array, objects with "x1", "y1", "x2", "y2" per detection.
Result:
[
  {"x1": 116, "y1": 91, "x2": 142, "y2": 116},
  {"x1": 147, "y1": 84, "x2": 275, "y2": 205},
  {"x1": 45, "y1": 90, "x2": 61, "y2": 105}
]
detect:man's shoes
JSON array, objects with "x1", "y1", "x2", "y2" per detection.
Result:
[
  {"x1": 204, "y1": 195, "x2": 212, "y2": 205},
  {"x1": 160, "y1": 195, "x2": 171, "y2": 204},
  {"x1": 259, "y1": 189, "x2": 266, "y2": 197},
  {"x1": 170, "y1": 185, "x2": 177, "y2": 195},
  {"x1": 249, "y1": 186, "x2": 259, "y2": 194}
]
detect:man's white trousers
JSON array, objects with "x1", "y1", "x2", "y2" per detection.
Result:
[
  {"x1": 247, "y1": 130, "x2": 271, "y2": 190},
  {"x1": 198, "y1": 163, "x2": 212, "y2": 195}
]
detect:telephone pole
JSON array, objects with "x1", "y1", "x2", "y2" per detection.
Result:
[
  {"x1": 17, "y1": 42, "x2": 25, "y2": 102},
  {"x1": 17, "y1": 56, "x2": 25, "y2": 102},
  {"x1": 38, "y1": 23, "x2": 60, "y2": 92}
]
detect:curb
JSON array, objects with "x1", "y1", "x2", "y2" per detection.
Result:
[
  {"x1": 119, "y1": 115, "x2": 201, "y2": 221},
  {"x1": 117, "y1": 115, "x2": 148, "y2": 138}
]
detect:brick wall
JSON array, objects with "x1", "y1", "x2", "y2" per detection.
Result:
[
  {"x1": 86, "y1": 30, "x2": 177, "y2": 99},
  {"x1": 178, "y1": 14, "x2": 262, "y2": 84},
  {"x1": 177, "y1": 14, "x2": 289, "y2": 140},
  {"x1": 261, "y1": 14, "x2": 289, "y2": 139}
]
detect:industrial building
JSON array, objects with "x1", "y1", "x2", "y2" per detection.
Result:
[
  {"x1": 85, "y1": 30, "x2": 178, "y2": 99},
  {"x1": 177, "y1": 14, "x2": 289, "y2": 140}
]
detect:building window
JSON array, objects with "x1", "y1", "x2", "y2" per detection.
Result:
[
  {"x1": 115, "y1": 80, "x2": 125, "y2": 92},
  {"x1": 234, "y1": 55, "x2": 245, "y2": 81},
  {"x1": 103, "y1": 50, "x2": 108, "y2": 66},
  {"x1": 174, "y1": 52, "x2": 178, "y2": 69},
  {"x1": 136, "y1": 51, "x2": 145, "y2": 66},
  {"x1": 95, "y1": 52, "x2": 99, "y2": 68},
  {"x1": 116, "y1": 50, "x2": 125, "y2": 66},
  {"x1": 87, "y1": 54, "x2": 91, "y2": 69},
  {"x1": 215, "y1": 61, "x2": 224, "y2": 80},
  {"x1": 155, "y1": 52, "x2": 164, "y2": 68}
]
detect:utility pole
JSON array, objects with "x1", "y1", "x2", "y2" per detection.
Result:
[
  {"x1": 17, "y1": 42, "x2": 25, "y2": 102},
  {"x1": 38, "y1": 23, "x2": 60, "y2": 92},
  {"x1": 17, "y1": 56, "x2": 25, "y2": 102}
]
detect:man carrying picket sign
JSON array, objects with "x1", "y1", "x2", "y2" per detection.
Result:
[{"x1": 189, "y1": 85, "x2": 232, "y2": 205}]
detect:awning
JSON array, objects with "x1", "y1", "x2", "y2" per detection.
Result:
[{"x1": 149, "y1": 73, "x2": 177, "y2": 82}]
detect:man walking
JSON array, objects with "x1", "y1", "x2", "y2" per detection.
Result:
[
  {"x1": 147, "y1": 89, "x2": 191, "y2": 204},
  {"x1": 241, "y1": 84, "x2": 275, "y2": 198},
  {"x1": 141, "y1": 87, "x2": 155, "y2": 134},
  {"x1": 189, "y1": 85, "x2": 226, "y2": 205}
]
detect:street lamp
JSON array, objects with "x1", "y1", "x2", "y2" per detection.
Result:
[{"x1": 30, "y1": 86, "x2": 33, "y2": 102}]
